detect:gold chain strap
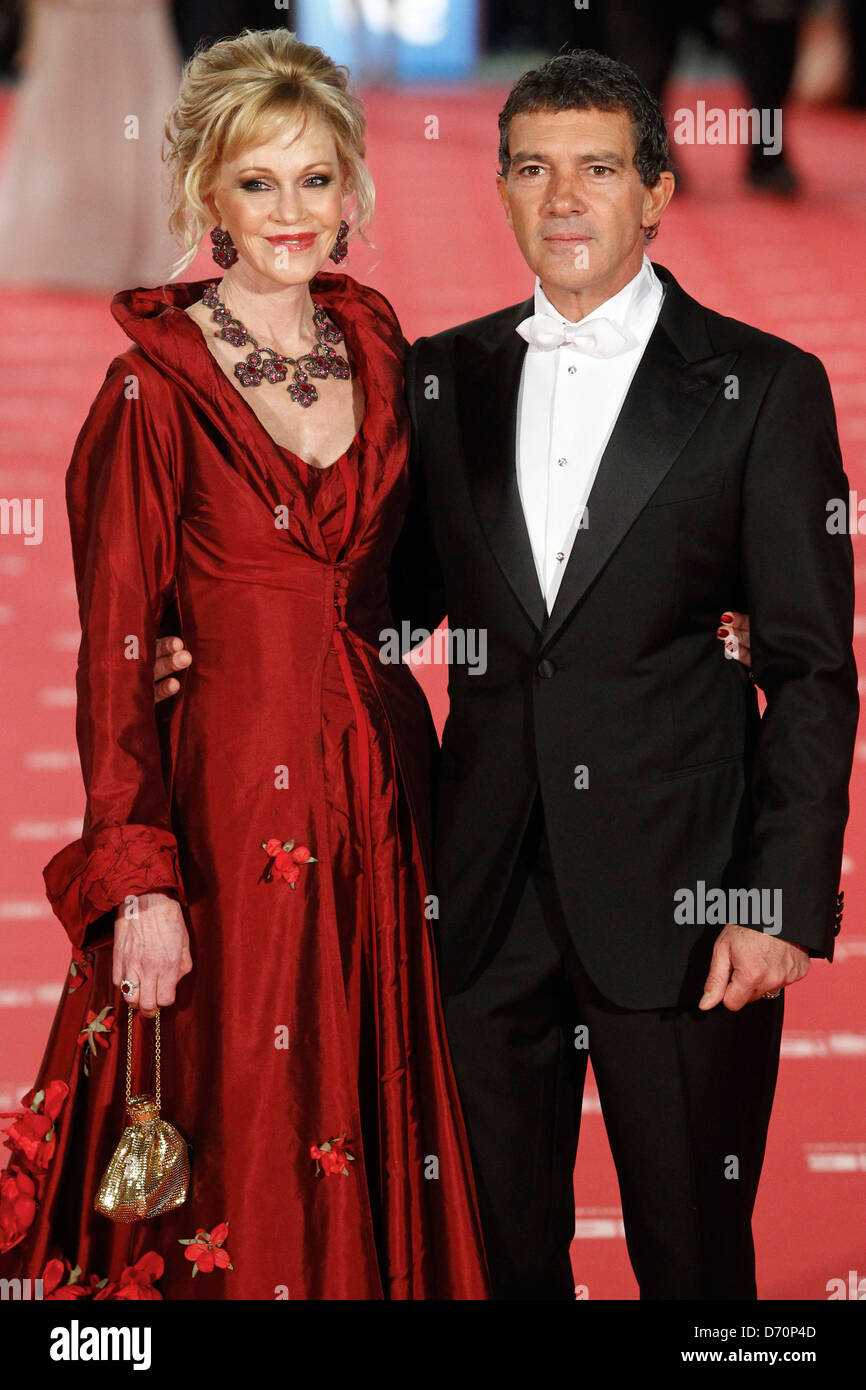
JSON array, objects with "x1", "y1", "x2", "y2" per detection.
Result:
[
  {"x1": 125, "y1": 1002, "x2": 132, "y2": 1106},
  {"x1": 124, "y1": 1002, "x2": 161, "y2": 1109}
]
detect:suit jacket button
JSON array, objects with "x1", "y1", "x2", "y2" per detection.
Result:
[{"x1": 537, "y1": 658, "x2": 556, "y2": 678}]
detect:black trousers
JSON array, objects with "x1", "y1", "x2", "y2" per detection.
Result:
[{"x1": 444, "y1": 795, "x2": 785, "y2": 1300}]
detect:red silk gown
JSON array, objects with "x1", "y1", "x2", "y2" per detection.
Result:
[{"x1": 0, "y1": 272, "x2": 490, "y2": 1299}]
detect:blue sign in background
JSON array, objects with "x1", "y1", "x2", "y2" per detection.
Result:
[{"x1": 296, "y1": 0, "x2": 479, "y2": 81}]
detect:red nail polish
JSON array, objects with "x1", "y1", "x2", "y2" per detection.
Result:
[
  {"x1": 721, "y1": 613, "x2": 734, "y2": 622},
  {"x1": 717, "y1": 627, "x2": 729, "y2": 637}
]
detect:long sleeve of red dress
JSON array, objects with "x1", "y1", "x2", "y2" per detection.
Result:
[{"x1": 43, "y1": 355, "x2": 188, "y2": 949}]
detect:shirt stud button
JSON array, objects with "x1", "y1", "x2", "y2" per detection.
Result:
[
  {"x1": 557, "y1": 457, "x2": 567, "y2": 467},
  {"x1": 568, "y1": 364, "x2": 577, "y2": 374}
]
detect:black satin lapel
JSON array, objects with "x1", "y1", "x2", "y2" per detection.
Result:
[
  {"x1": 543, "y1": 329, "x2": 739, "y2": 646},
  {"x1": 455, "y1": 308, "x2": 546, "y2": 631}
]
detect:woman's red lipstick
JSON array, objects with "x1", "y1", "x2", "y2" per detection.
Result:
[{"x1": 265, "y1": 232, "x2": 317, "y2": 251}]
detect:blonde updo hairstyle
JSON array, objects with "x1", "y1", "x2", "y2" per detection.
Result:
[{"x1": 163, "y1": 28, "x2": 374, "y2": 280}]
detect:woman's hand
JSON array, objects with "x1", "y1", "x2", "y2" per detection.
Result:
[
  {"x1": 154, "y1": 635, "x2": 191, "y2": 702},
  {"x1": 717, "y1": 611, "x2": 751, "y2": 671},
  {"x1": 112, "y1": 891, "x2": 193, "y2": 1018}
]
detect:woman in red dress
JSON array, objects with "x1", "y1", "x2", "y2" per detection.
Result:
[{"x1": 0, "y1": 29, "x2": 489, "y2": 1299}]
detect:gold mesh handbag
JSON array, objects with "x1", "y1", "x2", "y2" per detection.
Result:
[{"x1": 94, "y1": 1004, "x2": 189, "y2": 1222}]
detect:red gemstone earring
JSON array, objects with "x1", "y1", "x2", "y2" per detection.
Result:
[
  {"x1": 210, "y1": 225, "x2": 238, "y2": 268},
  {"x1": 329, "y1": 219, "x2": 349, "y2": 264}
]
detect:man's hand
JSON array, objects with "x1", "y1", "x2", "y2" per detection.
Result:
[
  {"x1": 699, "y1": 923, "x2": 809, "y2": 1011},
  {"x1": 112, "y1": 891, "x2": 193, "y2": 1018},
  {"x1": 154, "y1": 635, "x2": 191, "y2": 703},
  {"x1": 718, "y1": 610, "x2": 751, "y2": 669}
]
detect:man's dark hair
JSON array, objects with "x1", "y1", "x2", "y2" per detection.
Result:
[{"x1": 497, "y1": 49, "x2": 672, "y2": 240}]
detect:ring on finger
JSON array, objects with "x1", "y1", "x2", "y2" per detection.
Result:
[{"x1": 120, "y1": 978, "x2": 139, "y2": 1000}]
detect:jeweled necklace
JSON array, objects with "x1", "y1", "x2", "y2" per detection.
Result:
[{"x1": 200, "y1": 280, "x2": 350, "y2": 408}]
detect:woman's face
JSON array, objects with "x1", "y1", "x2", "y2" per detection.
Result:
[{"x1": 205, "y1": 110, "x2": 346, "y2": 285}]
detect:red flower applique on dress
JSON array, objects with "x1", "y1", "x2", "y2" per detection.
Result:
[
  {"x1": 1, "y1": 1079, "x2": 69, "y2": 1170},
  {"x1": 94, "y1": 1251, "x2": 165, "y2": 1300},
  {"x1": 41, "y1": 1258, "x2": 108, "y2": 1299},
  {"x1": 40, "y1": 1252, "x2": 164, "y2": 1300},
  {"x1": 260, "y1": 837, "x2": 317, "y2": 889},
  {"x1": 0, "y1": 1081, "x2": 70, "y2": 1252},
  {"x1": 179, "y1": 1220, "x2": 233, "y2": 1277},
  {"x1": 0, "y1": 1165, "x2": 38, "y2": 1253},
  {"x1": 76, "y1": 1005, "x2": 116, "y2": 1075},
  {"x1": 67, "y1": 947, "x2": 94, "y2": 993},
  {"x1": 311, "y1": 1133, "x2": 356, "y2": 1177}
]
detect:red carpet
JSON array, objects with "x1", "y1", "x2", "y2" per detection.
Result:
[{"x1": 1, "y1": 81, "x2": 864, "y2": 1299}]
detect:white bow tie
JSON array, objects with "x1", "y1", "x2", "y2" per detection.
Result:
[{"x1": 516, "y1": 312, "x2": 635, "y2": 357}]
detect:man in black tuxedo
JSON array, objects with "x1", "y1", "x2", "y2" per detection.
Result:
[{"x1": 386, "y1": 50, "x2": 858, "y2": 1299}]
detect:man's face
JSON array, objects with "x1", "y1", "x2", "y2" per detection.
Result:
[{"x1": 496, "y1": 106, "x2": 673, "y2": 315}]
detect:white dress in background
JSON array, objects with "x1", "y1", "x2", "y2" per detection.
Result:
[{"x1": 0, "y1": 0, "x2": 184, "y2": 292}]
